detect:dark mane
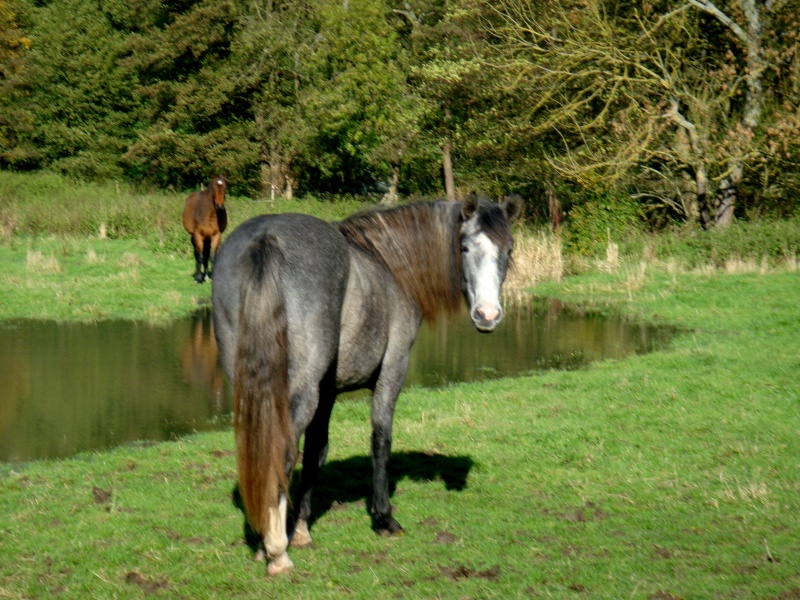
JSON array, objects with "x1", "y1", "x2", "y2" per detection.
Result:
[{"x1": 337, "y1": 202, "x2": 462, "y2": 321}]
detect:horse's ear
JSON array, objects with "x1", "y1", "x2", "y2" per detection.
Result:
[
  {"x1": 501, "y1": 194, "x2": 523, "y2": 224},
  {"x1": 461, "y1": 192, "x2": 479, "y2": 219}
]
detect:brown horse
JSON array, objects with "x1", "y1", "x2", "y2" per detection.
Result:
[{"x1": 183, "y1": 175, "x2": 228, "y2": 283}]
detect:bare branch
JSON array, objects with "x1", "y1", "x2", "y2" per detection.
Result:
[{"x1": 685, "y1": 0, "x2": 752, "y2": 46}]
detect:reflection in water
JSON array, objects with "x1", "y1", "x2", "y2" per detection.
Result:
[
  {"x1": 407, "y1": 297, "x2": 673, "y2": 387},
  {"x1": 0, "y1": 297, "x2": 674, "y2": 462},
  {"x1": 0, "y1": 312, "x2": 233, "y2": 463}
]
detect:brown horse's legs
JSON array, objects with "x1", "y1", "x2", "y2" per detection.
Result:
[
  {"x1": 191, "y1": 233, "x2": 208, "y2": 283},
  {"x1": 201, "y1": 237, "x2": 212, "y2": 282},
  {"x1": 209, "y1": 232, "x2": 222, "y2": 280}
]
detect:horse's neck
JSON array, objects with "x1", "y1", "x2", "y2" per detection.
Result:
[{"x1": 342, "y1": 202, "x2": 462, "y2": 320}]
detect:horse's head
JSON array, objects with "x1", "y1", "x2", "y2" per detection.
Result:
[
  {"x1": 210, "y1": 175, "x2": 227, "y2": 209},
  {"x1": 459, "y1": 193, "x2": 522, "y2": 332}
]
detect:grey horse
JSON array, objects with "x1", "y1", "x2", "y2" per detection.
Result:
[{"x1": 211, "y1": 193, "x2": 522, "y2": 575}]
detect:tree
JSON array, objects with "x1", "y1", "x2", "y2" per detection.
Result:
[
  {"x1": 231, "y1": 0, "x2": 317, "y2": 198},
  {"x1": 391, "y1": 0, "x2": 480, "y2": 199},
  {"x1": 120, "y1": 0, "x2": 250, "y2": 189},
  {"x1": 475, "y1": 0, "x2": 800, "y2": 225},
  {"x1": 0, "y1": 0, "x2": 140, "y2": 178},
  {"x1": 296, "y1": 0, "x2": 420, "y2": 195},
  {"x1": 0, "y1": 0, "x2": 31, "y2": 166}
]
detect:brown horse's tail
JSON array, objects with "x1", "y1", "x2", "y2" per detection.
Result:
[{"x1": 233, "y1": 234, "x2": 295, "y2": 538}]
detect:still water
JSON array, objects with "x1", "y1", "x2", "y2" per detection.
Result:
[{"x1": 0, "y1": 297, "x2": 674, "y2": 463}]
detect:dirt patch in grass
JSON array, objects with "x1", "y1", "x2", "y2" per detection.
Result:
[
  {"x1": 649, "y1": 592, "x2": 683, "y2": 600},
  {"x1": 435, "y1": 531, "x2": 457, "y2": 544},
  {"x1": 123, "y1": 570, "x2": 169, "y2": 594},
  {"x1": 92, "y1": 486, "x2": 112, "y2": 505},
  {"x1": 439, "y1": 564, "x2": 501, "y2": 582},
  {"x1": 552, "y1": 501, "x2": 608, "y2": 523}
]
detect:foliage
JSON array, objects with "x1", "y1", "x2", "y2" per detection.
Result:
[
  {"x1": 0, "y1": 0, "x2": 799, "y2": 226},
  {"x1": 651, "y1": 218, "x2": 800, "y2": 268},
  {"x1": 475, "y1": 0, "x2": 800, "y2": 225},
  {"x1": 1, "y1": 0, "x2": 142, "y2": 179},
  {"x1": 565, "y1": 191, "x2": 645, "y2": 256}
]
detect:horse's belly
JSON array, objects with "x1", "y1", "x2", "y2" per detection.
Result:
[
  {"x1": 334, "y1": 259, "x2": 392, "y2": 391},
  {"x1": 334, "y1": 321, "x2": 388, "y2": 391}
]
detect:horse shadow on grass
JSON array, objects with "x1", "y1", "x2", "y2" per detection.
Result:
[{"x1": 232, "y1": 451, "x2": 474, "y2": 552}]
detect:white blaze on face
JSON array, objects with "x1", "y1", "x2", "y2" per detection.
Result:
[
  {"x1": 216, "y1": 178, "x2": 224, "y2": 186},
  {"x1": 462, "y1": 219, "x2": 504, "y2": 330}
]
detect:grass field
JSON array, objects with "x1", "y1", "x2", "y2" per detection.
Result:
[
  {"x1": 0, "y1": 172, "x2": 365, "y2": 320},
  {"x1": 1, "y1": 171, "x2": 799, "y2": 597},
  {"x1": 1, "y1": 269, "x2": 799, "y2": 598}
]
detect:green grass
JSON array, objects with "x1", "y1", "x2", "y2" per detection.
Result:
[
  {"x1": 0, "y1": 170, "x2": 369, "y2": 321},
  {"x1": 2, "y1": 271, "x2": 799, "y2": 598},
  {"x1": 0, "y1": 236, "x2": 209, "y2": 320},
  {"x1": 2, "y1": 170, "x2": 799, "y2": 596}
]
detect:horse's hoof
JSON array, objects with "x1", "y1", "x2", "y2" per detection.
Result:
[
  {"x1": 254, "y1": 548, "x2": 267, "y2": 563},
  {"x1": 374, "y1": 516, "x2": 404, "y2": 536},
  {"x1": 290, "y1": 520, "x2": 312, "y2": 548},
  {"x1": 267, "y1": 553, "x2": 294, "y2": 576}
]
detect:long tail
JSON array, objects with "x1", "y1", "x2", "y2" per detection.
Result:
[{"x1": 233, "y1": 234, "x2": 295, "y2": 538}]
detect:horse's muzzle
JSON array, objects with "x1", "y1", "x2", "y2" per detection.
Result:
[{"x1": 471, "y1": 304, "x2": 503, "y2": 333}]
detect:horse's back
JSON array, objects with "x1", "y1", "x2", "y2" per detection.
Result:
[{"x1": 212, "y1": 213, "x2": 350, "y2": 382}]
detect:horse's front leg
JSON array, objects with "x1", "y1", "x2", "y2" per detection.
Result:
[
  {"x1": 370, "y1": 357, "x2": 409, "y2": 535},
  {"x1": 191, "y1": 233, "x2": 205, "y2": 283},
  {"x1": 208, "y1": 231, "x2": 223, "y2": 280}
]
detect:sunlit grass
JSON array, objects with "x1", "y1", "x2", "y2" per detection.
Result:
[{"x1": 1, "y1": 272, "x2": 799, "y2": 598}]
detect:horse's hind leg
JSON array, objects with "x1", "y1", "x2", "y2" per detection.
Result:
[
  {"x1": 291, "y1": 389, "x2": 335, "y2": 548},
  {"x1": 257, "y1": 493, "x2": 293, "y2": 575}
]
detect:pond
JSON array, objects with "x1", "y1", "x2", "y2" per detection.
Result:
[{"x1": 0, "y1": 297, "x2": 675, "y2": 463}]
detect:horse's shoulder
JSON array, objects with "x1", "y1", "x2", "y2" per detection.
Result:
[{"x1": 184, "y1": 190, "x2": 201, "y2": 205}]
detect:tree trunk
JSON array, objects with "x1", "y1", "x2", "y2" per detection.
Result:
[
  {"x1": 545, "y1": 188, "x2": 562, "y2": 230},
  {"x1": 443, "y1": 139, "x2": 455, "y2": 202},
  {"x1": 381, "y1": 164, "x2": 400, "y2": 205},
  {"x1": 282, "y1": 163, "x2": 295, "y2": 199},
  {"x1": 697, "y1": 162, "x2": 713, "y2": 229},
  {"x1": 269, "y1": 146, "x2": 283, "y2": 201},
  {"x1": 255, "y1": 109, "x2": 271, "y2": 199},
  {"x1": 680, "y1": 170, "x2": 701, "y2": 222},
  {"x1": 715, "y1": 177, "x2": 736, "y2": 227},
  {"x1": 688, "y1": 0, "x2": 767, "y2": 228}
]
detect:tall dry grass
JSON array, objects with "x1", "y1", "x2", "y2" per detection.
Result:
[{"x1": 505, "y1": 230, "x2": 564, "y2": 292}]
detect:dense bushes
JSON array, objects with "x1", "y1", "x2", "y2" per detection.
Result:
[
  {"x1": 650, "y1": 220, "x2": 800, "y2": 268},
  {"x1": 564, "y1": 192, "x2": 645, "y2": 256}
]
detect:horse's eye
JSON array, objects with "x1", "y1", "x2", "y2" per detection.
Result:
[{"x1": 460, "y1": 245, "x2": 469, "y2": 254}]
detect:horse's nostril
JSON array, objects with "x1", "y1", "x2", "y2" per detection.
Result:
[{"x1": 476, "y1": 304, "x2": 501, "y2": 323}]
